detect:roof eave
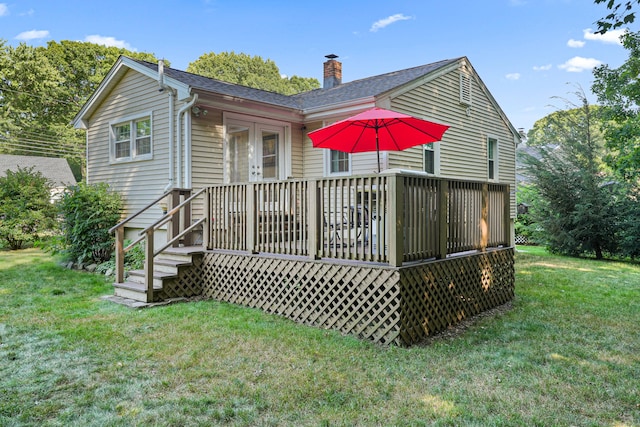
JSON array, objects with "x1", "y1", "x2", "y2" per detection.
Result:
[
  {"x1": 302, "y1": 97, "x2": 376, "y2": 122},
  {"x1": 72, "y1": 56, "x2": 191, "y2": 129}
]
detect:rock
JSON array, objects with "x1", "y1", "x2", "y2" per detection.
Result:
[
  {"x1": 85, "y1": 263, "x2": 98, "y2": 273},
  {"x1": 66, "y1": 261, "x2": 74, "y2": 270},
  {"x1": 105, "y1": 268, "x2": 113, "y2": 277}
]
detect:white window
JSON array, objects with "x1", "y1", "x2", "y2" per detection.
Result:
[
  {"x1": 110, "y1": 113, "x2": 153, "y2": 162},
  {"x1": 487, "y1": 137, "x2": 498, "y2": 180},
  {"x1": 325, "y1": 149, "x2": 351, "y2": 176},
  {"x1": 423, "y1": 142, "x2": 440, "y2": 175}
]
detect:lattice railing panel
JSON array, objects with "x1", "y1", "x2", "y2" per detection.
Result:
[
  {"x1": 201, "y1": 253, "x2": 402, "y2": 345},
  {"x1": 398, "y1": 248, "x2": 515, "y2": 345}
]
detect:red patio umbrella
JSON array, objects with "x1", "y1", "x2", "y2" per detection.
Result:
[{"x1": 308, "y1": 107, "x2": 450, "y2": 172}]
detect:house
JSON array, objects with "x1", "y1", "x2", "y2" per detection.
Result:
[
  {"x1": 0, "y1": 154, "x2": 77, "y2": 202},
  {"x1": 73, "y1": 55, "x2": 520, "y2": 345}
]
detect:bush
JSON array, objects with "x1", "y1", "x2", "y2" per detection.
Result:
[
  {"x1": 96, "y1": 241, "x2": 145, "y2": 275},
  {"x1": 57, "y1": 182, "x2": 122, "y2": 264},
  {"x1": 0, "y1": 166, "x2": 57, "y2": 249}
]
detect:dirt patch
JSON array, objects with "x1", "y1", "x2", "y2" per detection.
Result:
[{"x1": 416, "y1": 301, "x2": 514, "y2": 346}]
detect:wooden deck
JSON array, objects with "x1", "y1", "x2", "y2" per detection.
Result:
[{"x1": 111, "y1": 171, "x2": 515, "y2": 345}]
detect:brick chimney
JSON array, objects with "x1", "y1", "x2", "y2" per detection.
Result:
[{"x1": 323, "y1": 54, "x2": 342, "y2": 89}]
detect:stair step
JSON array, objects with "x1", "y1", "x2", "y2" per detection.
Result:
[
  {"x1": 113, "y1": 281, "x2": 161, "y2": 302},
  {"x1": 153, "y1": 258, "x2": 192, "y2": 274},
  {"x1": 128, "y1": 269, "x2": 176, "y2": 286},
  {"x1": 158, "y1": 246, "x2": 204, "y2": 262},
  {"x1": 111, "y1": 246, "x2": 203, "y2": 304}
]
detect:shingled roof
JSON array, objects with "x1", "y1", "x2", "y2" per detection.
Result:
[
  {"x1": 131, "y1": 57, "x2": 461, "y2": 111},
  {"x1": 0, "y1": 154, "x2": 76, "y2": 187}
]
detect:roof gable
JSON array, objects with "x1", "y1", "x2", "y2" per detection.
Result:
[
  {"x1": 0, "y1": 154, "x2": 76, "y2": 187},
  {"x1": 293, "y1": 58, "x2": 460, "y2": 111}
]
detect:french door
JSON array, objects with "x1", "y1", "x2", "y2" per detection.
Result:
[{"x1": 226, "y1": 120, "x2": 285, "y2": 183}]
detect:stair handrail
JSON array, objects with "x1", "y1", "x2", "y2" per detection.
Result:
[
  {"x1": 139, "y1": 187, "x2": 206, "y2": 236},
  {"x1": 109, "y1": 189, "x2": 175, "y2": 234},
  {"x1": 112, "y1": 187, "x2": 207, "y2": 302},
  {"x1": 154, "y1": 217, "x2": 206, "y2": 256}
]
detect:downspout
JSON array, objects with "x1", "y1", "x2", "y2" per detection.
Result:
[
  {"x1": 176, "y1": 93, "x2": 198, "y2": 188},
  {"x1": 85, "y1": 130, "x2": 89, "y2": 184},
  {"x1": 158, "y1": 60, "x2": 176, "y2": 192},
  {"x1": 185, "y1": 109, "x2": 193, "y2": 188}
]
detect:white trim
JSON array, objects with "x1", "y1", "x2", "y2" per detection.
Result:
[
  {"x1": 108, "y1": 111, "x2": 153, "y2": 164},
  {"x1": 323, "y1": 149, "x2": 352, "y2": 177},
  {"x1": 303, "y1": 98, "x2": 375, "y2": 121},
  {"x1": 423, "y1": 142, "x2": 440, "y2": 176},
  {"x1": 73, "y1": 56, "x2": 191, "y2": 129},
  {"x1": 487, "y1": 135, "x2": 499, "y2": 181},
  {"x1": 222, "y1": 112, "x2": 291, "y2": 184},
  {"x1": 459, "y1": 71, "x2": 473, "y2": 106},
  {"x1": 379, "y1": 60, "x2": 461, "y2": 101}
]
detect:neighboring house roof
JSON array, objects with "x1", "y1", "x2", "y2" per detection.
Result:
[
  {"x1": 0, "y1": 154, "x2": 77, "y2": 187},
  {"x1": 73, "y1": 55, "x2": 520, "y2": 139}
]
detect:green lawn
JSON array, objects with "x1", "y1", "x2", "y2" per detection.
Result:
[{"x1": 0, "y1": 247, "x2": 638, "y2": 426}]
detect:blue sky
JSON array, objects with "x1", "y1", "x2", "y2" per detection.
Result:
[{"x1": 0, "y1": 0, "x2": 631, "y2": 131}]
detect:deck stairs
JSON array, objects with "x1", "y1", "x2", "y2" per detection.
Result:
[{"x1": 113, "y1": 246, "x2": 204, "y2": 303}]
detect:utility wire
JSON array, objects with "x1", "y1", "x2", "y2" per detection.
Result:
[{"x1": 0, "y1": 85, "x2": 79, "y2": 106}]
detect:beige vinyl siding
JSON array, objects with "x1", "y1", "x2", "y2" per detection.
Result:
[
  {"x1": 86, "y1": 69, "x2": 173, "y2": 228},
  {"x1": 302, "y1": 121, "x2": 325, "y2": 178},
  {"x1": 191, "y1": 110, "x2": 224, "y2": 188},
  {"x1": 302, "y1": 120, "x2": 386, "y2": 178},
  {"x1": 290, "y1": 124, "x2": 304, "y2": 178},
  {"x1": 389, "y1": 66, "x2": 516, "y2": 217},
  {"x1": 190, "y1": 110, "x2": 224, "y2": 219}
]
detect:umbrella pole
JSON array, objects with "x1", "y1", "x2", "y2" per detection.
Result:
[{"x1": 376, "y1": 127, "x2": 381, "y2": 173}]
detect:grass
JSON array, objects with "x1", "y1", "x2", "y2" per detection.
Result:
[{"x1": 0, "y1": 247, "x2": 638, "y2": 426}]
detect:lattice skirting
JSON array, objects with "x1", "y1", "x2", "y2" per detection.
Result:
[
  {"x1": 158, "y1": 254, "x2": 204, "y2": 300},
  {"x1": 399, "y1": 248, "x2": 515, "y2": 345},
  {"x1": 199, "y1": 248, "x2": 514, "y2": 346}
]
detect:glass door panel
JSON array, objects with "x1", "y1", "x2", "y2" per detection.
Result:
[
  {"x1": 227, "y1": 125, "x2": 249, "y2": 183},
  {"x1": 261, "y1": 131, "x2": 279, "y2": 180}
]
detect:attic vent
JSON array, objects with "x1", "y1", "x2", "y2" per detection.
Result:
[{"x1": 459, "y1": 71, "x2": 472, "y2": 106}]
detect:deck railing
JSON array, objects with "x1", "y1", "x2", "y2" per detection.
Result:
[{"x1": 205, "y1": 171, "x2": 510, "y2": 267}]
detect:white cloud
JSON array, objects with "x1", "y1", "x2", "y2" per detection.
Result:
[
  {"x1": 533, "y1": 64, "x2": 552, "y2": 71},
  {"x1": 0, "y1": 3, "x2": 8, "y2": 16},
  {"x1": 558, "y1": 56, "x2": 602, "y2": 72},
  {"x1": 370, "y1": 14, "x2": 413, "y2": 32},
  {"x1": 506, "y1": 73, "x2": 521, "y2": 80},
  {"x1": 583, "y1": 28, "x2": 626, "y2": 45},
  {"x1": 84, "y1": 35, "x2": 134, "y2": 50},
  {"x1": 15, "y1": 29, "x2": 49, "y2": 41},
  {"x1": 567, "y1": 39, "x2": 585, "y2": 48}
]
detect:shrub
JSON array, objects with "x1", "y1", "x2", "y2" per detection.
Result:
[
  {"x1": 57, "y1": 182, "x2": 122, "y2": 264},
  {"x1": 96, "y1": 241, "x2": 145, "y2": 275},
  {"x1": 0, "y1": 166, "x2": 57, "y2": 249}
]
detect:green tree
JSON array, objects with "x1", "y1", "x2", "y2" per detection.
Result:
[
  {"x1": 0, "y1": 40, "x2": 160, "y2": 178},
  {"x1": 523, "y1": 91, "x2": 620, "y2": 259},
  {"x1": 187, "y1": 51, "x2": 319, "y2": 95},
  {"x1": 595, "y1": 0, "x2": 640, "y2": 33},
  {"x1": 0, "y1": 166, "x2": 57, "y2": 249},
  {"x1": 592, "y1": 31, "x2": 640, "y2": 183}
]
